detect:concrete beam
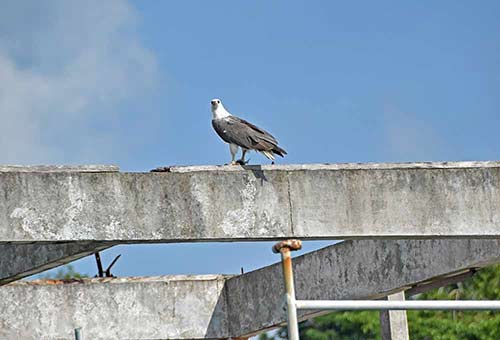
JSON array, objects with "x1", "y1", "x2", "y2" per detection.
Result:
[
  {"x1": 0, "y1": 275, "x2": 230, "y2": 340},
  {"x1": 0, "y1": 165, "x2": 118, "y2": 284},
  {"x1": 1, "y1": 239, "x2": 499, "y2": 339},
  {"x1": 225, "y1": 239, "x2": 500, "y2": 337},
  {"x1": 2, "y1": 161, "x2": 500, "y2": 242},
  {"x1": 0, "y1": 242, "x2": 113, "y2": 285}
]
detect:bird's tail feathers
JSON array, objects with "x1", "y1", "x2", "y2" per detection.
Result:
[
  {"x1": 261, "y1": 150, "x2": 276, "y2": 160},
  {"x1": 261, "y1": 146, "x2": 287, "y2": 160},
  {"x1": 272, "y1": 145, "x2": 287, "y2": 157}
]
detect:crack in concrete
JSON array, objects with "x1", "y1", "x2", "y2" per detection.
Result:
[{"x1": 286, "y1": 172, "x2": 295, "y2": 236}]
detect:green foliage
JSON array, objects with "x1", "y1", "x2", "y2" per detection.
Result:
[
  {"x1": 406, "y1": 264, "x2": 500, "y2": 340},
  {"x1": 42, "y1": 264, "x2": 89, "y2": 280},
  {"x1": 260, "y1": 264, "x2": 500, "y2": 340}
]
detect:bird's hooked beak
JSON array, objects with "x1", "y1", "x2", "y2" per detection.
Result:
[{"x1": 211, "y1": 99, "x2": 221, "y2": 111}]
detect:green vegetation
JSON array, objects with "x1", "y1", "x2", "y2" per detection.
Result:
[
  {"x1": 262, "y1": 264, "x2": 500, "y2": 340},
  {"x1": 41, "y1": 264, "x2": 89, "y2": 280}
]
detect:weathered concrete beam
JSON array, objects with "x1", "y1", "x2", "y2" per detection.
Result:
[
  {"x1": 0, "y1": 166, "x2": 118, "y2": 284},
  {"x1": 0, "y1": 275, "x2": 230, "y2": 340},
  {"x1": 2, "y1": 161, "x2": 500, "y2": 242},
  {"x1": 225, "y1": 239, "x2": 500, "y2": 337},
  {"x1": 0, "y1": 242, "x2": 114, "y2": 285},
  {"x1": 1, "y1": 239, "x2": 499, "y2": 339}
]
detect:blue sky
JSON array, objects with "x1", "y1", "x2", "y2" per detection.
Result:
[
  {"x1": 130, "y1": 0, "x2": 500, "y2": 167},
  {"x1": 1, "y1": 1, "x2": 499, "y2": 277}
]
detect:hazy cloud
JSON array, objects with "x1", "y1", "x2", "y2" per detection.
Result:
[{"x1": 0, "y1": 0, "x2": 157, "y2": 164}]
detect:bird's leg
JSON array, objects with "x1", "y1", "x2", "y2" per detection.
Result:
[
  {"x1": 229, "y1": 144, "x2": 239, "y2": 165},
  {"x1": 236, "y1": 149, "x2": 249, "y2": 165}
]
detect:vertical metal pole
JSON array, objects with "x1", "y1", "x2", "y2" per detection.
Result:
[
  {"x1": 273, "y1": 240, "x2": 302, "y2": 340},
  {"x1": 281, "y1": 247, "x2": 300, "y2": 340},
  {"x1": 74, "y1": 327, "x2": 83, "y2": 340}
]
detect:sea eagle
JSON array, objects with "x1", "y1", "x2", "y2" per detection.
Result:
[{"x1": 211, "y1": 98, "x2": 287, "y2": 165}]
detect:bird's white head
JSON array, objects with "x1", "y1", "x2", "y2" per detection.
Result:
[{"x1": 211, "y1": 98, "x2": 231, "y2": 119}]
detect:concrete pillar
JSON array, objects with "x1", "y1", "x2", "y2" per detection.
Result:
[{"x1": 380, "y1": 292, "x2": 410, "y2": 340}]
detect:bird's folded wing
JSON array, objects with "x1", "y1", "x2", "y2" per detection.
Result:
[
  {"x1": 231, "y1": 116, "x2": 278, "y2": 144},
  {"x1": 212, "y1": 116, "x2": 279, "y2": 150}
]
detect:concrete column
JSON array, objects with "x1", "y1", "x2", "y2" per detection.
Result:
[{"x1": 380, "y1": 292, "x2": 409, "y2": 340}]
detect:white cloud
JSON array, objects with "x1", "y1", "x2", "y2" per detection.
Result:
[{"x1": 0, "y1": 0, "x2": 157, "y2": 164}]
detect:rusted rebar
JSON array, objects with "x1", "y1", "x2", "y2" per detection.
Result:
[{"x1": 94, "y1": 252, "x2": 104, "y2": 277}]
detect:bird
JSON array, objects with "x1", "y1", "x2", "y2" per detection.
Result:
[{"x1": 211, "y1": 98, "x2": 287, "y2": 165}]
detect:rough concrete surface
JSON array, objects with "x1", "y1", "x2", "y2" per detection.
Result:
[
  {"x1": 0, "y1": 242, "x2": 114, "y2": 285},
  {"x1": 1, "y1": 239, "x2": 499, "y2": 339},
  {"x1": 0, "y1": 275, "x2": 230, "y2": 340},
  {"x1": 1, "y1": 161, "x2": 500, "y2": 242}
]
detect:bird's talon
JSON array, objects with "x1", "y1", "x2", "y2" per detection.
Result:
[{"x1": 236, "y1": 159, "x2": 249, "y2": 165}]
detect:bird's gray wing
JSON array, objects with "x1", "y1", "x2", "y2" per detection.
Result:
[
  {"x1": 212, "y1": 116, "x2": 281, "y2": 152},
  {"x1": 231, "y1": 116, "x2": 278, "y2": 144},
  {"x1": 212, "y1": 117, "x2": 254, "y2": 149}
]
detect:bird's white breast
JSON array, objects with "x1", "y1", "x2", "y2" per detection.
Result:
[{"x1": 212, "y1": 106, "x2": 232, "y2": 119}]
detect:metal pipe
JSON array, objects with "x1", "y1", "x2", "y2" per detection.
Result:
[
  {"x1": 296, "y1": 300, "x2": 500, "y2": 311},
  {"x1": 273, "y1": 240, "x2": 302, "y2": 340},
  {"x1": 74, "y1": 327, "x2": 83, "y2": 340},
  {"x1": 281, "y1": 247, "x2": 300, "y2": 340}
]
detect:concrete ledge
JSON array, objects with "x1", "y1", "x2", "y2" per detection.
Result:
[
  {"x1": 0, "y1": 165, "x2": 119, "y2": 173},
  {"x1": 0, "y1": 242, "x2": 114, "y2": 285},
  {"x1": 165, "y1": 160, "x2": 500, "y2": 172},
  {"x1": 1, "y1": 239, "x2": 499, "y2": 339},
  {"x1": 1, "y1": 161, "x2": 500, "y2": 242}
]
